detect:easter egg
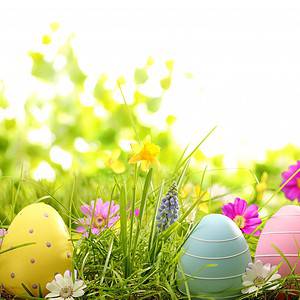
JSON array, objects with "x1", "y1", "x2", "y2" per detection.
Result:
[
  {"x1": 177, "y1": 214, "x2": 251, "y2": 299},
  {"x1": 0, "y1": 203, "x2": 73, "y2": 297},
  {"x1": 255, "y1": 205, "x2": 300, "y2": 276}
]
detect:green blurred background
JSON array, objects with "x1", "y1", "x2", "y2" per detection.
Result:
[{"x1": 0, "y1": 23, "x2": 299, "y2": 214}]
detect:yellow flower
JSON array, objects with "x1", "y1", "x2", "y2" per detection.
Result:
[
  {"x1": 194, "y1": 185, "x2": 209, "y2": 213},
  {"x1": 180, "y1": 183, "x2": 209, "y2": 213},
  {"x1": 105, "y1": 149, "x2": 126, "y2": 174},
  {"x1": 180, "y1": 183, "x2": 194, "y2": 198},
  {"x1": 129, "y1": 136, "x2": 160, "y2": 171}
]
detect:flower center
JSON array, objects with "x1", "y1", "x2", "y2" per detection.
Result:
[
  {"x1": 253, "y1": 276, "x2": 265, "y2": 287},
  {"x1": 93, "y1": 214, "x2": 104, "y2": 228},
  {"x1": 233, "y1": 215, "x2": 246, "y2": 229},
  {"x1": 297, "y1": 178, "x2": 300, "y2": 189},
  {"x1": 60, "y1": 286, "x2": 73, "y2": 298}
]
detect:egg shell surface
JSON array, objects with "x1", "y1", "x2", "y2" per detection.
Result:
[
  {"x1": 178, "y1": 214, "x2": 251, "y2": 299},
  {"x1": 255, "y1": 205, "x2": 300, "y2": 276},
  {"x1": 0, "y1": 203, "x2": 73, "y2": 297}
]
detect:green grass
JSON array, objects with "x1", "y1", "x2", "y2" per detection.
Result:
[{"x1": 0, "y1": 132, "x2": 299, "y2": 299}]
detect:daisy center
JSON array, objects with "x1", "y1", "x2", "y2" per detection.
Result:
[
  {"x1": 253, "y1": 276, "x2": 265, "y2": 287},
  {"x1": 233, "y1": 215, "x2": 246, "y2": 229},
  {"x1": 297, "y1": 178, "x2": 300, "y2": 189},
  {"x1": 93, "y1": 214, "x2": 105, "y2": 228},
  {"x1": 60, "y1": 286, "x2": 73, "y2": 298}
]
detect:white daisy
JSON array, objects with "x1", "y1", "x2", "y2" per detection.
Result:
[
  {"x1": 45, "y1": 270, "x2": 86, "y2": 300},
  {"x1": 241, "y1": 260, "x2": 281, "y2": 294}
]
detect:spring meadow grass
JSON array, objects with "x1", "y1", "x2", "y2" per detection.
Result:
[{"x1": 0, "y1": 131, "x2": 300, "y2": 300}]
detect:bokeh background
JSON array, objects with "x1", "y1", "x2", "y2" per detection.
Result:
[{"x1": 0, "y1": 0, "x2": 299, "y2": 187}]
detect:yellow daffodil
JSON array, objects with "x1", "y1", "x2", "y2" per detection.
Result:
[
  {"x1": 129, "y1": 136, "x2": 160, "y2": 171},
  {"x1": 105, "y1": 149, "x2": 126, "y2": 174}
]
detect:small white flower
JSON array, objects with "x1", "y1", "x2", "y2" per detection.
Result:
[
  {"x1": 241, "y1": 260, "x2": 281, "y2": 294},
  {"x1": 45, "y1": 270, "x2": 86, "y2": 300}
]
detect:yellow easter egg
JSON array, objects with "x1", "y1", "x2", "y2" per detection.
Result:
[{"x1": 0, "y1": 203, "x2": 73, "y2": 297}]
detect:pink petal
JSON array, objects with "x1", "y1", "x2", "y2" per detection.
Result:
[
  {"x1": 134, "y1": 208, "x2": 140, "y2": 217},
  {"x1": 109, "y1": 204, "x2": 120, "y2": 216},
  {"x1": 107, "y1": 215, "x2": 120, "y2": 227},
  {"x1": 100, "y1": 202, "x2": 110, "y2": 219},
  {"x1": 243, "y1": 204, "x2": 259, "y2": 218},
  {"x1": 94, "y1": 199, "x2": 103, "y2": 215},
  {"x1": 222, "y1": 203, "x2": 235, "y2": 219},
  {"x1": 282, "y1": 186, "x2": 300, "y2": 200},
  {"x1": 243, "y1": 225, "x2": 261, "y2": 236},
  {"x1": 281, "y1": 162, "x2": 300, "y2": 183},
  {"x1": 91, "y1": 227, "x2": 100, "y2": 235},
  {"x1": 80, "y1": 204, "x2": 91, "y2": 216},
  {"x1": 234, "y1": 198, "x2": 247, "y2": 215},
  {"x1": 76, "y1": 226, "x2": 86, "y2": 233},
  {"x1": 245, "y1": 217, "x2": 262, "y2": 226}
]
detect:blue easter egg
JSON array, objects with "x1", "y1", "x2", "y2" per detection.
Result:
[{"x1": 177, "y1": 214, "x2": 251, "y2": 299}]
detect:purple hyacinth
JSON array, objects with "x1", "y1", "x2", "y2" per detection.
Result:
[{"x1": 156, "y1": 182, "x2": 179, "y2": 231}]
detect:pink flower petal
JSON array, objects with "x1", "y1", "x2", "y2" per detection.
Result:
[
  {"x1": 80, "y1": 204, "x2": 91, "y2": 216},
  {"x1": 76, "y1": 226, "x2": 86, "y2": 233},
  {"x1": 234, "y1": 198, "x2": 247, "y2": 215},
  {"x1": 243, "y1": 204, "x2": 259, "y2": 218},
  {"x1": 222, "y1": 203, "x2": 235, "y2": 219},
  {"x1": 94, "y1": 199, "x2": 103, "y2": 215},
  {"x1": 245, "y1": 217, "x2": 262, "y2": 226},
  {"x1": 107, "y1": 215, "x2": 120, "y2": 227},
  {"x1": 243, "y1": 225, "x2": 261, "y2": 236},
  {"x1": 91, "y1": 227, "x2": 100, "y2": 235},
  {"x1": 134, "y1": 208, "x2": 140, "y2": 217},
  {"x1": 100, "y1": 202, "x2": 110, "y2": 219},
  {"x1": 282, "y1": 186, "x2": 300, "y2": 200},
  {"x1": 110, "y1": 204, "x2": 120, "y2": 216}
]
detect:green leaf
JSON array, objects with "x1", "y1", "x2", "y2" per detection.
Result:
[
  {"x1": 160, "y1": 76, "x2": 172, "y2": 90},
  {"x1": 29, "y1": 52, "x2": 55, "y2": 81},
  {"x1": 146, "y1": 97, "x2": 161, "y2": 113},
  {"x1": 134, "y1": 68, "x2": 148, "y2": 84},
  {"x1": 165, "y1": 60, "x2": 174, "y2": 72}
]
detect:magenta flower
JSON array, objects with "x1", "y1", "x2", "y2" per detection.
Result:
[
  {"x1": 0, "y1": 228, "x2": 7, "y2": 246},
  {"x1": 76, "y1": 199, "x2": 120, "y2": 236},
  {"x1": 281, "y1": 161, "x2": 300, "y2": 202},
  {"x1": 129, "y1": 208, "x2": 140, "y2": 218},
  {"x1": 134, "y1": 208, "x2": 140, "y2": 217},
  {"x1": 222, "y1": 198, "x2": 262, "y2": 236}
]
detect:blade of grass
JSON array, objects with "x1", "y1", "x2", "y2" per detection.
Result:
[
  {"x1": 119, "y1": 185, "x2": 129, "y2": 277},
  {"x1": 132, "y1": 168, "x2": 153, "y2": 260},
  {"x1": 148, "y1": 181, "x2": 164, "y2": 253},
  {"x1": 100, "y1": 236, "x2": 114, "y2": 285},
  {"x1": 173, "y1": 126, "x2": 217, "y2": 175},
  {"x1": 0, "y1": 242, "x2": 35, "y2": 255},
  {"x1": 129, "y1": 164, "x2": 138, "y2": 254}
]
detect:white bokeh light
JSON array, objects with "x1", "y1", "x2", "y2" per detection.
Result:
[{"x1": 1, "y1": 0, "x2": 300, "y2": 167}]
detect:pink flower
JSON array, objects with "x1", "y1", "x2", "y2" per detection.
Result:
[
  {"x1": 76, "y1": 199, "x2": 120, "y2": 236},
  {"x1": 222, "y1": 198, "x2": 262, "y2": 236},
  {"x1": 281, "y1": 161, "x2": 300, "y2": 202},
  {"x1": 134, "y1": 208, "x2": 140, "y2": 217},
  {"x1": 129, "y1": 208, "x2": 140, "y2": 218},
  {"x1": 0, "y1": 229, "x2": 7, "y2": 246}
]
